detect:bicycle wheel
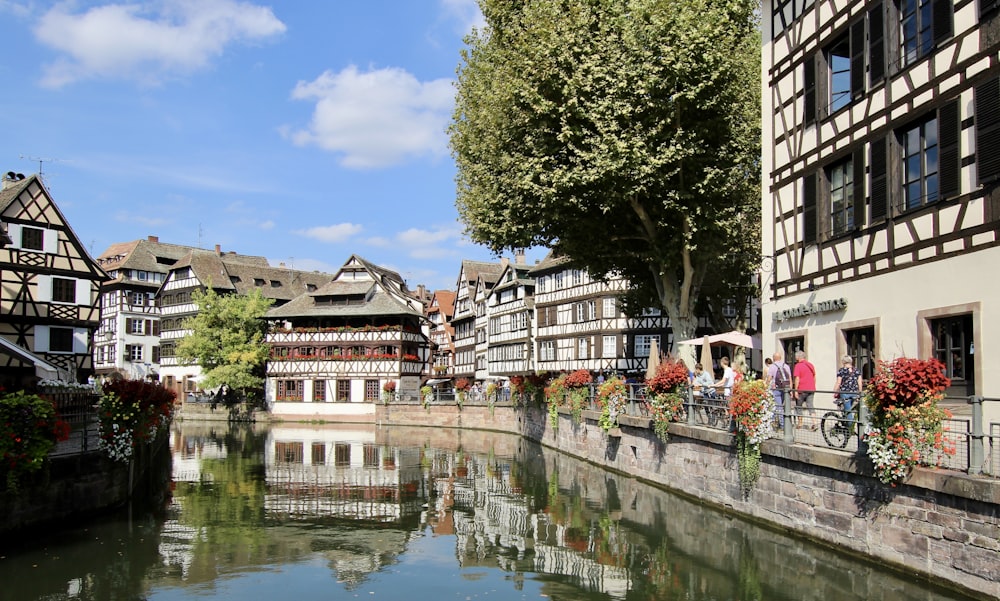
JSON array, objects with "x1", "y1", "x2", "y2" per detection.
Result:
[{"x1": 821, "y1": 411, "x2": 849, "y2": 448}]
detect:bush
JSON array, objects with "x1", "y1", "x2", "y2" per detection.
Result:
[
  {"x1": 1, "y1": 390, "x2": 70, "y2": 491},
  {"x1": 98, "y1": 379, "x2": 176, "y2": 463}
]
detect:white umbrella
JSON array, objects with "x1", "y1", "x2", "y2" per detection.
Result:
[
  {"x1": 700, "y1": 335, "x2": 713, "y2": 372},
  {"x1": 677, "y1": 330, "x2": 757, "y2": 349}
]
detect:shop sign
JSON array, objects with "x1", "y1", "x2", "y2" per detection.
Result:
[{"x1": 772, "y1": 298, "x2": 848, "y2": 322}]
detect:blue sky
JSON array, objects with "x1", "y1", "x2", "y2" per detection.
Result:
[{"x1": 0, "y1": 0, "x2": 541, "y2": 290}]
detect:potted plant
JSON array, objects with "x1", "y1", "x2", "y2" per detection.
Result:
[
  {"x1": 564, "y1": 369, "x2": 593, "y2": 423},
  {"x1": 728, "y1": 379, "x2": 775, "y2": 494},
  {"x1": 0, "y1": 389, "x2": 70, "y2": 491},
  {"x1": 381, "y1": 381, "x2": 397, "y2": 405},
  {"x1": 420, "y1": 385, "x2": 434, "y2": 409},
  {"x1": 596, "y1": 376, "x2": 627, "y2": 434},
  {"x1": 863, "y1": 357, "x2": 955, "y2": 485},
  {"x1": 645, "y1": 359, "x2": 689, "y2": 442}
]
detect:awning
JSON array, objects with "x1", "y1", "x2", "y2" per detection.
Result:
[
  {"x1": 0, "y1": 336, "x2": 71, "y2": 381},
  {"x1": 677, "y1": 331, "x2": 759, "y2": 349},
  {"x1": 425, "y1": 378, "x2": 452, "y2": 385}
]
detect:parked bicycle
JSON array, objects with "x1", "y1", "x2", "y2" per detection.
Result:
[
  {"x1": 820, "y1": 398, "x2": 859, "y2": 448},
  {"x1": 695, "y1": 391, "x2": 729, "y2": 428}
]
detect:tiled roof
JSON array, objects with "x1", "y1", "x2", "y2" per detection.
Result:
[
  {"x1": 96, "y1": 238, "x2": 202, "y2": 283},
  {"x1": 168, "y1": 249, "x2": 333, "y2": 301},
  {"x1": 0, "y1": 175, "x2": 34, "y2": 213},
  {"x1": 528, "y1": 251, "x2": 571, "y2": 275}
]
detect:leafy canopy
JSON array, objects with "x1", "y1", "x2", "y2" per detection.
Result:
[
  {"x1": 450, "y1": 0, "x2": 761, "y2": 340},
  {"x1": 176, "y1": 287, "x2": 274, "y2": 393}
]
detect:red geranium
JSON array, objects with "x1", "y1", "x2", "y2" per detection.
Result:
[{"x1": 646, "y1": 360, "x2": 689, "y2": 395}]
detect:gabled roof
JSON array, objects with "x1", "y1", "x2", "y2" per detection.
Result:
[
  {"x1": 96, "y1": 237, "x2": 201, "y2": 283},
  {"x1": 1, "y1": 174, "x2": 108, "y2": 281},
  {"x1": 162, "y1": 248, "x2": 332, "y2": 302},
  {"x1": 456, "y1": 259, "x2": 505, "y2": 288},
  {"x1": 527, "y1": 250, "x2": 571, "y2": 275},
  {"x1": 265, "y1": 254, "x2": 423, "y2": 320},
  {"x1": 428, "y1": 290, "x2": 455, "y2": 318}
]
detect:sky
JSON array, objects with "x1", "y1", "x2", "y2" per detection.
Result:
[{"x1": 0, "y1": 0, "x2": 543, "y2": 291}]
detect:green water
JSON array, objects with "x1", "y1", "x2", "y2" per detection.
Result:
[{"x1": 0, "y1": 422, "x2": 979, "y2": 601}]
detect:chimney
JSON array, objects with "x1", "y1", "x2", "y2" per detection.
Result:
[
  {"x1": 2, "y1": 172, "x2": 25, "y2": 191},
  {"x1": 215, "y1": 244, "x2": 221, "y2": 255},
  {"x1": 148, "y1": 235, "x2": 159, "y2": 243},
  {"x1": 515, "y1": 248, "x2": 526, "y2": 264}
]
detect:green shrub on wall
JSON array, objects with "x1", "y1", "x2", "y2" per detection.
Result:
[{"x1": 0, "y1": 389, "x2": 70, "y2": 491}]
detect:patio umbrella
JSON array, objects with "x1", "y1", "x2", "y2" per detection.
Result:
[
  {"x1": 645, "y1": 337, "x2": 661, "y2": 381},
  {"x1": 700, "y1": 335, "x2": 713, "y2": 373}
]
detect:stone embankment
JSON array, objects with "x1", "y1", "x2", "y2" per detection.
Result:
[{"x1": 373, "y1": 402, "x2": 999, "y2": 600}]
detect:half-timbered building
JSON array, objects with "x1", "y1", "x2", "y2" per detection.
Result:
[
  {"x1": 762, "y1": 0, "x2": 1000, "y2": 402},
  {"x1": 427, "y1": 289, "x2": 456, "y2": 378},
  {"x1": 530, "y1": 253, "x2": 671, "y2": 377},
  {"x1": 157, "y1": 246, "x2": 333, "y2": 401},
  {"x1": 451, "y1": 260, "x2": 505, "y2": 380},
  {"x1": 485, "y1": 256, "x2": 535, "y2": 377},
  {"x1": 263, "y1": 255, "x2": 429, "y2": 421},
  {"x1": 0, "y1": 172, "x2": 107, "y2": 387},
  {"x1": 93, "y1": 236, "x2": 197, "y2": 381}
]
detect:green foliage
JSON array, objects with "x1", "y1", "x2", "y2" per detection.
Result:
[
  {"x1": 176, "y1": 287, "x2": 274, "y2": 395},
  {"x1": 0, "y1": 390, "x2": 69, "y2": 491},
  {"x1": 451, "y1": 0, "x2": 761, "y2": 342},
  {"x1": 98, "y1": 379, "x2": 176, "y2": 463}
]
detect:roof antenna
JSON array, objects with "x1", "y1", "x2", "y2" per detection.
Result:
[{"x1": 19, "y1": 155, "x2": 60, "y2": 181}]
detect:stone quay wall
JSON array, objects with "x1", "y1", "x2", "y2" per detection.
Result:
[{"x1": 373, "y1": 402, "x2": 1000, "y2": 600}]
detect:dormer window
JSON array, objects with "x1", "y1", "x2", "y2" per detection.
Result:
[
  {"x1": 254, "y1": 278, "x2": 265, "y2": 286},
  {"x1": 306, "y1": 284, "x2": 317, "y2": 292},
  {"x1": 270, "y1": 280, "x2": 281, "y2": 287}
]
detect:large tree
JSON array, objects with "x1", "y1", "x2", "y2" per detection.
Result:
[
  {"x1": 176, "y1": 287, "x2": 274, "y2": 403},
  {"x1": 450, "y1": 0, "x2": 761, "y2": 352}
]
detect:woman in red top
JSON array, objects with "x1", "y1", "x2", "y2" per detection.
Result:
[{"x1": 792, "y1": 349, "x2": 817, "y2": 429}]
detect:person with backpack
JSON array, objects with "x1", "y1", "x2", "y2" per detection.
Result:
[
  {"x1": 767, "y1": 351, "x2": 792, "y2": 428},
  {"x1": 793, "y1": 349, "x2": 818, "y2": 429}
]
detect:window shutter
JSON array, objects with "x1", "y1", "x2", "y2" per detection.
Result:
[
  {"x1": 853, "y1": 147, "x2": 866, "y2": 229},
  {"x1": 870, "y1": 137, "x2": 888, "y2": 221},
  {"x1": 125, "y1": 318, "x2": 134, "y2": 333},
  {"x1": 976, "y1": 78, "x2": 1000, "y2": 185},
  {"x1": 152, "y1": 320, "x2": 160, "y2": 336},
  {"x1": 938, "y1": 100, "x2": 960, "y2": 199},
  {"x1": 932, "y1": 0, "x2": 953, "y2": 46},
  {"x1": 868, "y1": 3, "x2": 885, "y2": 85},
  {"x1": 145, "y1": 320, "x2": 153, "y2": 336},
  {"x1": 850, "y1": 19, "x2": 866, "y2": 99},
  {"x1": 803, "y1": 172, "x2": 818, "y2": 244},
  {"x1": 804, "y1": 53, "x2": 817, "y2": 123}
]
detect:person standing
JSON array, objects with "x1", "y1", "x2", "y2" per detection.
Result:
[
  {"x1": 792, "y1": 350, "x2": 817, "y2": 429},
  {"x1": 714, "y1": 356, "x2": 736, "y2": 397},
  {"x1": 767, "y1": 352, "x2": 792, "y2": 428},
  {"x1": 834, "y1": 355, "x2": 862, "y2": 421}
]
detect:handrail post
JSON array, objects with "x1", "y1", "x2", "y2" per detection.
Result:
[
  {"x1": 969, "y1": 395, "x2": 985, "y2": 475},
  {"x1": 687, "y1": 385, "x2": 696, "y2": 426},
  {"x1": 857, "y1": 399, "x2": 869, "y2": 456},
  {"x1": 782, "y1": 388, "x2": 793, "y2": 442}
]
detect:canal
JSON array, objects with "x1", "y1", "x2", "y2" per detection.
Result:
[{"x1": 0, "y1": 422, "x2": 980, "y2": 601}]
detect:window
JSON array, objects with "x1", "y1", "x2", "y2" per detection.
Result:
[
  {"x1": 128, "y1": 319, "x2": 145, "y2": 335},
  {"x1": 900, "y1": 0, "x2": 952, "y2": 68},
  {"x1": 843, "y1": 326, "x2": 876, "y2": 380},
  {"x1": 312, "y1": 443, "x2": 326, "y2": 465},
  {"x1": 20, "y1": 227, "x2": 43, "y2": 251},
  {"x1": 900, "y1": 116, "x2": 938, "y2": 210},
  {"x1": 634, "y1": 335, "x2": 659, "y2": 358},
  {"x1": 335, "y1": 443, "x2": 350, "y2": 467},
  {"x1": 603, "y1": 335, "x2": 617, "y2": 358},
  {"x1": 276, "y1": 380, "x2": 302, "y2": 401},
  {"x1": 275, "y1": 442, "x2": 304, "y2": 464},
  {"x1": 540, "y1": 341, "x2": 555, "y2": 361},
  {"x1": 50, "y1": 328, "x2": 74, "y2": 352},
  {"x1": 827, "y1": 33, "x2": 851, "y2": 114},
  {"x1": 131, "y1": 292, "x2": 145, "y2": 306},
  {"x1": 829, "y1": 158, "x2": 855, "y2": 235},
  {"x1": 365, "y1": 379, "x2": 380, "y2": 402},
  {"x1": 932, "y1": 315, "x2": 974, "y2": 394},
  {"x1": 577, "y1": 337, "x2": 588, "y2": 360},
  {"x1": 336, "y1": 380, "x2": 351, "y2": 402},
  {"x1": 126, "y1": 344, "x2": 143, "y2": 362},
  {"x1": 52, "y1": 278, "x2": 76, "y2": 303},
  {"x1": 603, "y1": 298, "x2": 616, "y2": 318},
  {"x1": 363, "y1": 444, "x2": 379, "y2": 468},
  {"x1": 313, "y1": 380, "x2": 326, "y2": 402}
]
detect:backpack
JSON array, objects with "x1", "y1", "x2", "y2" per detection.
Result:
[{"x1": 773, "y1": 363, "x2": 791, "y2": 389}]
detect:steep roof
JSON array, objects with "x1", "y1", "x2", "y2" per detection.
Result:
[
  {"x1": 266, "y1": 254, "x2": 423, "y2": 319},
  {"x1": 96, "y1": 237, "x2": 202, "y2": 284},
  {"x1": 528, "y1": 251, "x2": 572, "y2": 275},
  {"x1": 0, "y1": 175, "x2": 33, "y2": 212},
  {"x1": 428, "y1": 290, "x2": 456, "y2": 318},
  {"x1": 165, "y1": 248, "x2": 332, "y2": 302},
  {"x1": 457, "y1": 259, "x2": 505, "y2": 288}
]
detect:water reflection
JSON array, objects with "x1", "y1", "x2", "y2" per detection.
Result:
[{"x1": 0, "y1": 422, "x2": 979, "y2": 601}]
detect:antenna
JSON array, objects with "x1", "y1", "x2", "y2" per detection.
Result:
[
  {"x1": 197, "y1": 224, "x2": 203, "y2": 248},
  {"x1": 19, "y1": 155, "x2": 61, "y2": 181}
]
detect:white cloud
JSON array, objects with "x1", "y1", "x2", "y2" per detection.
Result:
[
  {"x1": 287, "y1": 65, "x2": 454, "y2": 169},
  {"x1": 34, "y1": 0, "x2": 286, "y2": 88},
  {"x1": 295, "y1": 223, "x2": 364, "y2": 243},
  {"x1": 258, "y1": 219, "x2": 275, "y2": 230},
  {"x1": 1, "y1": 0, "x2": 31, "y2": 19}
]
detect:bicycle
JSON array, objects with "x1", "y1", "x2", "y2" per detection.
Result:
[
  {"x1": 820, "y1": 397, "x2": 859, "y2": 448},
  {"x1": 695, "y1": 390, "x2": 728, "y2": 428}
]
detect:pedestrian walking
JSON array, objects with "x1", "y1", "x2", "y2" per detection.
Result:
[
  {"x1": 792, "y1": 350, "x2": 817, "y2": 429},
  {"x1": 767, "y1": 352, "x2": 792, "y2": 428}
]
